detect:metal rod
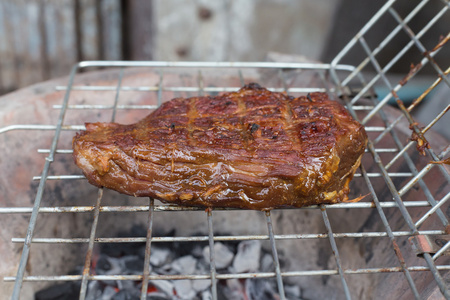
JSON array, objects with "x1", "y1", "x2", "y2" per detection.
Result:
[
  {"x1": 414, "y1": 192, "x2": 450, "y2": 228},
  {"x1": 320, "y1": 205, "x2": 352, "y2": 300},
  {"x1": 206, "y1": 209, "x2": 218, "y2": 300},
  {"x1": 157, "y1": 69, "x2": 163, "y2": 107},
  {"x1": 265, "y1": 211, "x2": 286, "y2": 300},
  {"x1": 5, "y1": 264, "x2": 450, "y2": 282},
  {"x1": 0, "y1": 200, "x2": 438, "y2": 214},
  {"x1": 10, "y1": 229, "x2": 446, "y2": 244},
  {"x1": 53, "y1": 104, "x2": 158, "y2": 110},
  {"x1": 333, "y1": 70, "x2": 424, "y2": 298},
  {"x1": 338, "y1": 42, "x2": 421, "y2": 234},
  {"x1": 346, "y1": 4, "x2": 448, "y2": 106},
  {"x1": 394, "y1": 101, "x2": 450, "y2": 188},
  {"x1": 238, "y1": 69, "x2": 245, "y2": 85},
  {"x1": 36, "y1": 146, "x2": 399, "y2": 155},
  {"x1": 197, "y1": 70, "x2": 204, "y2": 96},
  {"x1": 79, "y1": 188, "x2": 103, "y2": 300},
  {"x1": 366, "y1": 99, "x2": 449, "y2": 227},
  {"x1": 384, "y1": 104, "x2": 450, "y2": 170},
  {"x1": 0, "y1": 124, "x2": 85, "y2": 134},
  {"x1": 54, "y1": 85, "x2": 328, "y2": 94},
  {"x1": 423, "y1": 253, "x2": 450, "y2": 298},
  {"x1": 340, "y1": 0, "x2": 431, "y2": 87},
  {"x1": 111, "y1": 68, "x2": 124, "y2": 122},
  {"x1": 360, "y1": 39, "x2": 446, "y2": 125},
  {"x1": 359, "y1": 165, "x2": 421, "y2": 299},
  {"x1": 341, "y1": 64, "x2": 449, "y2": 229},
  {"x1": 32, "y1": 172, "x2": 415, "y2": 181},
  {"x1": 38, "y1": 149, "x2": 74, "y2": 154},
  {"x1": 389, "y1": 10, "x2": 450, "y2": 87},
  {"x1": 10, "y1": 64, "x2": 79, "y2": 300},
  {"x1": 33, "y1": 175, "x2": 85, "y2": 180},
  {"x1": 75, "y1": 60, "x2": 354, "y2": 71},
  {"x1": 363, "y1": 97, "x2": 448, "y2": 297},
  {"x1": 367, "y1": 143, "x2": 418, "y2": 232},
  {"x1": 432, "y1": 240, "x2": 450, "y2": 261},
  {"x1": 0, "y1": 124, "x2": 57, "y2": 133},
  {"x1": 406, "y1": 67, "x2": 450, "y2": 113},
  {"x1": 140, "y1": 198, "x2": 154, "y2": 299},
  {"x1": 330, "y1": 0, "x2": 396, "y2": 67}
]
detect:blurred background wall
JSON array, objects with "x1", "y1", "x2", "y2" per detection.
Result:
[{"x1": 0, "y1": 0, "x2": 448, "y2": 95}]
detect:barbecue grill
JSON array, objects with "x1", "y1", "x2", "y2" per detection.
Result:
[{"x1": 1, "y1": 1, "x2": 449, "y2": 299}]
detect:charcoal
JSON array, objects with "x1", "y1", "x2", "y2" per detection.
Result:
[
  {"x1": 85, "y1": 281, "x2": 103, "y2": 300},
  {"x1": 122, "y1": 255, "x2": 145, "y2": 274},
  {"x1": 173, "y1": 280, "x2": 196, "y2": 299},
  {"x1": 35, "y1": 282, "x2": 79, "y2": 300},
  {"x1": 200, "y1": 290, "x2": 212, "y2": 300},
  {"x1": 190, "y1": 244, "x2": 205, "y2": 259},
  {"x1": 146, "y1": 293, "x2": 171, "y2": 300},
  {"x1": 232, "y1": 240, "x2": 261, "y2": 273},
  {"x1": 245, "y1": 279, "x2": 278, "y2": 300},
  {"x1": 203, "y1": 242, "x2": 234, "y2": 269},
  {"x1": 102, "y1": 286, "x2": 118, "y2": 300},
  {"x1": 260, "y1": 253, "x2": 274, "y2": 272},
  {"x1": 148, "y1": 280, "x2": 174, "y2": 297},
  {"x1": 95, "y1": 255, "x2": 112, "y2": 274},
  {"x1": 171, "y1": 255, "x2": 197, "y2": 274},
  {"x1": 95, "y1": 255, "x2": 123, "y2": 286},
  {"x1": 149, "y1": 247, "x2": 171, "y2": 267},
  {"x1": 192, "y1": 279, "x2": 211, "y2": 292},
  {"x1": 116, "y1": 280, "x2": 136, "y2": 291},
  {"x1": 37, "y1": 227, "x2": 304, "y2": 300},
  {"x1": 284, "y1": 284, "x2": 302, "y2": 299},
  {"x1": 100, "y1": 243, "x2": 144, "y2": 258},
  {"x1": 111, "y1": 289, "x2": 139, "y2": 300},
  {"x1": 224, "y1": 279, "x2": 246, "y2": 300},
  {"x1": 100, "y1": 226, "x2": 146, "y2": 258}
]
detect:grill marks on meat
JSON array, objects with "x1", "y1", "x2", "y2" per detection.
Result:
[{"x1": 73, "y1": 83, "x2": 367, "y2": 210}]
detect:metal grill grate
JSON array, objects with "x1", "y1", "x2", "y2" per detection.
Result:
[{"x1": 1, "y1": 1, "x2": 449, "y2": 299}]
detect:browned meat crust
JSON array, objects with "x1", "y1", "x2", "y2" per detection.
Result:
[{"x1": 73, "y1": 83, "x2": 367, "y2": 210}]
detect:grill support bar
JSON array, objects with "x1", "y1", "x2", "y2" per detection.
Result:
[
  {"x1": 360, "y1": 164, "x2": 421, "y2": 299},
  {"x1": 207, "y1": 210, "x2": 218, "y2": 300},
  {"x1": 6, "y1": 265, "x2": 450, "y2": 282},
  {"x1": 140, "y1": 198, "x2": 155, "y2": 299},
  {"x1": 320, "y1": 205, "x2": 352, "y2": 300},
  {"x1": 79, "y1": 188, "x2": 103, "y2": 300},
  {"x1": 265, "y1": 211, "x2": 286, "y2": 300}
]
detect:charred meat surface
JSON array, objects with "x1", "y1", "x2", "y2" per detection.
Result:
[{"x1": 73, "y1": 84, "x2": 367, "y2": 210}]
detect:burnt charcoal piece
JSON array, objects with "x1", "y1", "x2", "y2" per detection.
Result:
[
  {"x1": 73, "y1": 84, "x2": 367, "y2": 210},
  {"x1": 35, "y1": 282, "x2": 79, "y2": 300},
  {"x1": 122, "y1": 255, "x2": 145, "y2": 274},
  {"x1": 111, "y1": 289, "x2": 140, "y2": 300}
]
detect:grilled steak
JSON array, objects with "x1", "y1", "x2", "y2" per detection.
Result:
[{"x1": 73, "y1": 83, "x2": 367, "y2": 210}]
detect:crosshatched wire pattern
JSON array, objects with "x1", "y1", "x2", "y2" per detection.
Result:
[{"x1": 0, "y1": 1, "x2": 449, "y2": 299}]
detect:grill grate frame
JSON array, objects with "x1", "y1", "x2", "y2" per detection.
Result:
[{"x1": 0, "y1": 1, "x2": 449, "y2": 299}]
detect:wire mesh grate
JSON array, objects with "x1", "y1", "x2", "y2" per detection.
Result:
[{"x1": 0, "y1": 1, "x2": 449, "y2": 299}]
